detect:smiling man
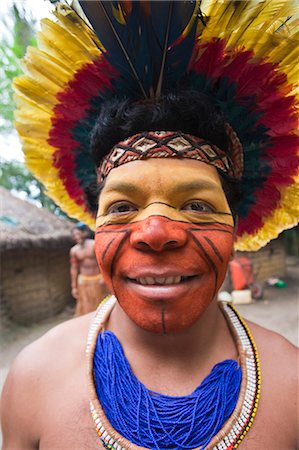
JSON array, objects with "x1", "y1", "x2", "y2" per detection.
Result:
[{"x1": 1, "y1": 1, "x2": 298, "y2": 449}]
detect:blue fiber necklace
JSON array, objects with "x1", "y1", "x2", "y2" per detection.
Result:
[{"x1": 93, "y1": 328, "x2": 242, "y2": 449}]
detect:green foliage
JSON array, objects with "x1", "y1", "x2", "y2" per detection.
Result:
[
  {"x1": 0, "y1": 4, "x2": 36, "y2": 132},
  {"x1": 0, "y1": 158, "x2": 72, "y2": 219}
]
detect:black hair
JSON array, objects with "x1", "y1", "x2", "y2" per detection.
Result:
[
  {"x1": 91, "y1": 91, "x2": 231, "y2": 165},
  {"x1": 73, "y1": 222, "x2": 88, "y2": 232},
  {"x1": 88, "y1": 91, "x2": 242, "y2": 219}
]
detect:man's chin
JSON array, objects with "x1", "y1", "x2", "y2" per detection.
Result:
[
  {"x1": 117, "y1": 296, "x2": 212, "y2": 335},
  {"x1": 126, "y1": 312, "x2": 209, "y2": 335}
]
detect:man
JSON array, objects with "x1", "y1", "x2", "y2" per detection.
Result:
[
  {"x1": 1, "y1": 1, "x2": 298, "y2": 449},
  {"x1": 1, "y1": 92, "x2": 298, "y2": 450},
  {"x1": 70, "y1": 224, "x2": 109, "y2": 315}
]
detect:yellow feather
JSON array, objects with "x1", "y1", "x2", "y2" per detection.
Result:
[
  {"x1": 14, "y1": 119, "x2": 52, "y2": 147},
  {"x1": 111, "y1": 3, "x2": 127, "y2": 25},
  {"x1": 200, "y1": 0, "x2": 298, "y2": 54},
  {"x1": 13, "y1": 76, "x2": 59, "y2": 108},
  {"x1": 54, "y1": 3, "x2": 104, "y2": 52},
  {"x1": 38, "y1": 18, "x2": 101, "y2": 63},
  {"x1": 14, "y1": 87, "x2": 56, "y2": 117},
  {"x1": 236, "y1": 176, "x2": 299, "y2": 251},
  {"x1": 279, "y1": 44, "x2": 299, "y2": 69},
  {"x1": 182, "y1": 0, "x2": 203, "y2": 39},
  {"x1": 23, "y1": 140, "x2": 95, "y2": 228}
]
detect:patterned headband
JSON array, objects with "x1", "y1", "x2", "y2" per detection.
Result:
[{"x1": 97, "y1": 127, "x2": 243, "y2": 183}]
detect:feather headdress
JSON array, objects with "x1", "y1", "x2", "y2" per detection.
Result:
[{"x1": 13, "y1": 0, "x2": 299, "y2": 251}]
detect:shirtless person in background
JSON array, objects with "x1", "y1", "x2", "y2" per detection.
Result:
[{"x1": 70, "y1": 224, "x2": 109, "y2": 315}]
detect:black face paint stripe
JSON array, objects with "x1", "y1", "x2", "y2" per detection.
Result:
[
  {"x1": 97, "y1": 210, "x2": 232, "y2": 219},
  {"x1": 143, "y1": 201, "x2": 177, "y2": 210},
  {"x1": 110, "y1": 230, "x2": 130, "y2": 280},
  {"x1": 96, "y1": 229, "x2": 131, "y2": 234},
  {"x1": 203, "y1": 236, "x2": 224, "y2": 262},
  {"x1": 96, "y1": 229, "x2": 131, "y2": 264},
  {"x1": 97, "y1": 229, "x2": 130, "y2": 279},
  {"x1": 188, "y1": 231, "x2": 219, "y2": 275},
  {"x1": 188, "y1": 226, "x2": 233, "y2": 235},
  {"x1": 214, "y1": 212, "x2": 233, "y2": 216},
  {"x1": 96, "y1": 217, "x2": 234, "y2": 229},
  {"x1": 188, "y1": 230, "x2": 218, "y2": 299},
  {"x1": 101, "y1": 237, "x2": 116, "y2": 262}
]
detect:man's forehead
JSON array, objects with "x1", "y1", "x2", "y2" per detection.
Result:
[{"x1": 101, "y1": 158, "x2": 223, "y2": 194}]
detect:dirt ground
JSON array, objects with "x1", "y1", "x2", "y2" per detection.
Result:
[{"x1": 1, "y1": 261, "x2": 298, "y2": 395}]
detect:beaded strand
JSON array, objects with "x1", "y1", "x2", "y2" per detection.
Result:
[
  {"x1": 212, "y1": 303, "x2": 261, "y2": 449},
  {"x1": 86, "y1": 297, "x2": 261, "y2": 450}
]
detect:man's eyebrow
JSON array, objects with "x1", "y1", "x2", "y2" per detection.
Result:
[
  {"x1": 103, "y1": 181, "x2": 139, "y2": 194},
  {"x1": 171, "y1": 180, "x2": 221, "y2": 194},
  {"x1": 103, "y1": 180, "x2": 221, "y2": 194}
]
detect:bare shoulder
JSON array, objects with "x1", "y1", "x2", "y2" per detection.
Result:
[
  {"x1": 70, "y1": 243, "x2": 79, "y2": 255},
  {"x1": 245, "y1": 320, "x2": 298, "y2": 445},
  {"x1": 0, "y1": 314, "x2": 93, "y2": 448},
  {"x1": 247, "y1": 320, "x2": 298, "y2": 365},
  {"x1": 4, "y1": 312, "x2": 92, "y2": 379},
  {"x1": 247, "y1": 320, "x2": 298, "y2": 387},
  {"x1": 86, "y1": 238, "x2": 95, "y2": 248}
]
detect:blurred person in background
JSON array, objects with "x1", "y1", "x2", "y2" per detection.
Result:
[{"x1": 70, "y1": 223, "x2": 109, "y2": 315}]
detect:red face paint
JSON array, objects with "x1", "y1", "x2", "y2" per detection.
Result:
[{"x1": 95, "y1": 216, "x2": 233, "y2": 334}]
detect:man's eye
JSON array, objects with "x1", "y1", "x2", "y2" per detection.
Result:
[
  {"x1": 107, "y1": 201, "x2": 138, "y2": 215},
  {"x1": 182, "y1": 201, "x2": 215, "y2": 213}
]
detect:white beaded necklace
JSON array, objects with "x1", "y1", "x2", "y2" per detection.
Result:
[{"x1": 86, "y1": 296, "x2": 261, "y2": 450}]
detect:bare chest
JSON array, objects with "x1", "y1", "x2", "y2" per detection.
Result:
[
  {"x1": 38, "y1": 418, "x2": 293, "y2": 450},
  {"x1": 38, "y1": 391, "x2": 294, "y2": 450},
  {"x1": 38, "y1": 375, "x2": 99, "y2": 450},
  {"x1": 76, "y1": 246, "x2": 95, "y2": 261}
]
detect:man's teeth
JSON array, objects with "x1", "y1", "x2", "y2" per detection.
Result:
[{"x1": 136, "y1": 276, "x2": 182, "y2": 285}]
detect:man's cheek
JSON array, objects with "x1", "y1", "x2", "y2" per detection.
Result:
[
  {"x1": 189, "y1": 229, "x2": 233, "y2": 283},
  {"x1": 94, "y1": 227, "x2": 130, "y2": 292}
]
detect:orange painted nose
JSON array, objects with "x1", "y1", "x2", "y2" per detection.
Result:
[{"x1": 130, "y1": 216, "x2": 188, "y2": 252}]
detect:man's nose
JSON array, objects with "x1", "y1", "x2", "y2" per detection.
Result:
[{"x1": 130, "y1": 216, "x2": 188, "y2": 252}]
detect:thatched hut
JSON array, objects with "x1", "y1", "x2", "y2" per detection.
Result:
[{"x1": 0, "y1": 187, "x2": 74, "y2": 325}]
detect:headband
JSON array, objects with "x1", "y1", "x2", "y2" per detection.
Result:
[{"x1": 97, "y1": 128, "x2": 243, "y2": 183}]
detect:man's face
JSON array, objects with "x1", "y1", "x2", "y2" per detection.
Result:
[
  {"x1": 95, "y1": 158, "x2": 234, "y2": 334},
  {"x1": 72, "y1": 229, "x2": 85, "y2": 245}
]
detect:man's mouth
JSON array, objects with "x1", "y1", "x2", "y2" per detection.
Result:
[
  {"x1": 128, "y1": 275, "x2": 196, "y2": 285},
  {"x1": 121, "y1": 273, "x2": 201, "y2": 301}
]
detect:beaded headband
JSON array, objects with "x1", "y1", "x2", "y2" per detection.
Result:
[{"x1": 97, "y1": 128, "x2": 243, "y2": 183}]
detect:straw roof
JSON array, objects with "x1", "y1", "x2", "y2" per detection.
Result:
[{"x1": 0, "y1": 187, "x2": 74, "y2": 251}]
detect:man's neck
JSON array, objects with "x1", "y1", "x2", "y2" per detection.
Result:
[{"x1": 107, "y1": 299, "x2": 238, "y2": 395}]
